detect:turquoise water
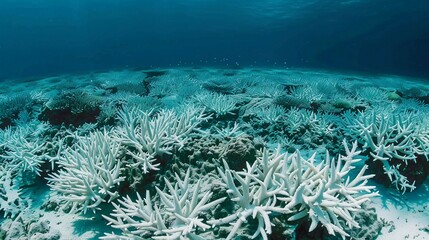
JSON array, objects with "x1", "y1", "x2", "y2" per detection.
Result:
[{"x1": 0, "y1": 0, "x2": 429, "y2": 80}]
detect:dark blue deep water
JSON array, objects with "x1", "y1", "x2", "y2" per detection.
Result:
[{"x1": 1, "y1": 0, "x2": 429, "y2": 81}]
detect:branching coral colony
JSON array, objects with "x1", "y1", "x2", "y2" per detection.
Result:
[
  {"x1": 101, "y1": 140, "x2": 377, "y2": 240},
  {"x1": 113, "y1": 104, "x2": 210, "y2": 174},
  {"x1": 345, "y1": 110, "x2": 429, "y2": 193},
  {"x1": 47, "y1": 128, "x2": 124, "y2": 213},
  {"x1": 6, "y1": 70, "x2": 429, "y2": 240},
  {"x1": 103, "y1": 169, "x2": 226, "y2": 240},
  {"x1": 210, "y1": 140, "x2": 378, "y2": 240}
]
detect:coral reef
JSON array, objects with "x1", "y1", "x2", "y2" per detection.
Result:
[{"x1": 2, "y1": 68, "x2": 429, "y2": 240}]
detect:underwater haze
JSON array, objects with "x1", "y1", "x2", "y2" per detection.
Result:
[{"x1": 1, "y1": 0, "x2": 429, "y2": 80}]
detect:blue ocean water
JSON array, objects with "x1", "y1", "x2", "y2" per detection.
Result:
[{"x1": 0, "y1": 0, "x2": 429, "y2": 81}]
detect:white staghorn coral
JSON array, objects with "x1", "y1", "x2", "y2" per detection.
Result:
[
  {"x1": 0, "y1": 165, "x2": 25, "y2": 218},
  {"x1": 0, "y1": 128, "x2": 46, "y2": 174},
  {"x1": 102, "y1": 169, "x2": 225, "y2": 240},
  {"x1": 346, "y1": 110, "x2": 429, "y2": 192},
  {"x1": 356, "y1": 87, "x2": 387, "y2": 103},
  {"x1": 0, "y1": 120, "x2": 49, "y2": 175},
  {"x1": 114, "y1": 104, "x2": 209, "y2": 173},
  {"x1": 289, "y1": 85, "x2": 324, "y2": 103},
  {"x1": 211, "y1": 140, "x2": 378, "y2": 240},
  {"x1": 47, "y1": 128, "x2": 124, "y2": 213},
  {"x1": 0, "y1": 118, "x2": 49, "y2": 218},
  {"x1": 279, "y1": 140, "x2": 378, "y2": 237},
  {"x1": 285, "y1": 107, "x2": 335, "y2": 136},
  {"x1": 351, "y1": 111, "x2": 422, "y2": 161},
  {"x1": 193, "y1": 92, "x2": 237, "y2": 116},
  {"x1": 103, "y1": 191, "x2": 168, "y2": 240},
  {"x1": 209, "y1": 155, "x2": 289, "y2": 240},
  {"x1": 244, "y1": 105, "x2": 285, "y2": 123}
]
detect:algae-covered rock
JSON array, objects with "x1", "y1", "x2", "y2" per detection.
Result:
[
  {"x1": 332, "y1": 99, "x2": 352, "y2": 109},
  {"x1": 220, "y1": 135, "x2": 256, "y2": 171},
  {"x1": 387, "y1": 91, "x2": 401, "y2": 101}
]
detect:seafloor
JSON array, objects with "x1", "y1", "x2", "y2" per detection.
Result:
[{"x1": 0, "y1": 68, "x2": 428, "y2": 240}]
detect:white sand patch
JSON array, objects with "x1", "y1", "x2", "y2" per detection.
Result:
[
  {"x1": 370, "y1": 179, "x2": 429, "y2": 240},
  {"x1": 38, "y1": 211, "x2": 96, "y2": 240}
]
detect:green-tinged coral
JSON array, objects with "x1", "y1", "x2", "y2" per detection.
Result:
[
  {"x1": 387, "y1": 91, "x2": 401, "y2": 101},
  {"x1": 0, "y1": 93, "x2": 34, "y2": 128},
  {"x1": 41, "y1": 90, "x2": 103, "y2": 126},
  {"x1": 332, "y1": 99, "x2": 353, "y2": 109}
]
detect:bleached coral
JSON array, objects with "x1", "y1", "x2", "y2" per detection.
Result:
[
  {"x1": 353, "y1": 111, "x2": 426, "y2": 161},
  {"x1": 356, "y1": 87, "x2": 387, "y2": 104},
  {"x1": 211, "y1": 140, "x2": 378, "y2": 239},
  {"x1": 245, "y1": 82, "x2": 284, "y2": 98},
  {"x1": 45, "y1": 90, "x2": 103, "y2": 115},
  {"x1": 244, "y1": 105, "x2": 285, "y2": 123},
  {"x1": 210, "y1": 157, "x2": 289, "y2": 240},
  {"x1": 289, "y1": 85, "x2": 323, "y2": 103},
  {"x1": 285, "y1": 108, "x2": 336, "y2": 139},
  {"x1": 194, "y1": 92, "x2": 237, "y2": 116},
  {"x1": 202, "y1": 78, "x2": 235, "y2": 94},
  {"x1": 286, "y1": 108, "x2": 320, "y2": 134},
  {"x1": 149, "y1": 73, "x2": 200, "y2": 98},
  {"x1": 47, "y1": 128, "x2": 124, "y2": 213},
  {"x1": 103, "y1": 169, "x2": 225, "y2": 240},
  {"x1": 346, "y1": 110, "x2": 429, "y2": 192},
  {"x1": 213, "y1": 122, "x2": 245, "y2": 139},
  {"x1": 0, "y1": 93, "x2": 33, "y2": 121},
  {"x1": 314, "y1": 79, "x2": 339, "y2": 97},
  {"x1": 114, "y1": 104, "x2": 209, "y2": 173},
  {"x1": 0, "y1": 120, "x2": 49, "y2": 175},
  {"x1": 0, "y1": 166, "x2": 25, "y2": 218},
  {"x1": 280, "y1": 141, "x2": 378, "y2": 237}
]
